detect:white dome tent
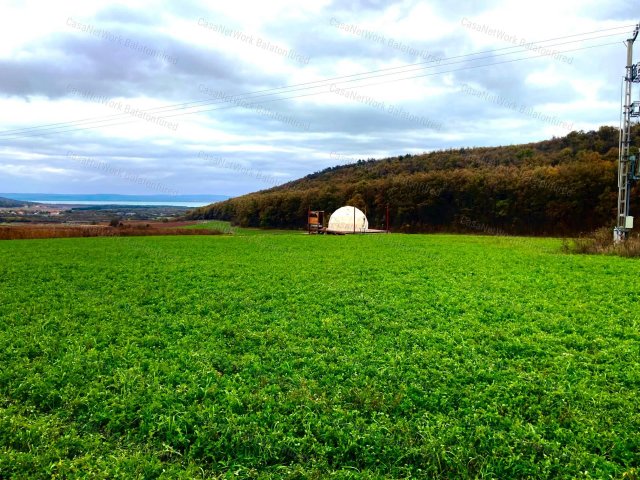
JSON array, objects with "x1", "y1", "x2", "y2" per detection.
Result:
[{"x1": 328, "y1": 206, "x2": 369, "y2": 233}]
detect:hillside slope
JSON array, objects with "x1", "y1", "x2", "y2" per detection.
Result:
[
  {"x1": 188, "y1": 126, "x2": 640, "y2": 235},
  {"x1": 0, "y1": 196, "x2": 35, "y2": 208}
]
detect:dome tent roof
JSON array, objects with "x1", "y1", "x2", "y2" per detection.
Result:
[{"x1": 328, "y1": 206, "x2": 368, "y2": 232}]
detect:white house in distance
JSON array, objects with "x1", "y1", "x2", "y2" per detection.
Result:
[{"x1": 327, "y1": 206, "x2": 369, "y2": 233}]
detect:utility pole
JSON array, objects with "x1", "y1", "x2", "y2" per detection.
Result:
[
  {"x1": 386, "y1": 204, "x2": 390, "y2": 233},
  {"x1": 615, "y1": 23, "x2": 640, "y2": 242}
]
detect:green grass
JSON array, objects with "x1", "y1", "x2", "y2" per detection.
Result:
[
  {"x1": 184, "y1": 220, "x2": 296, "y2": 236},
  {"x1": 0, "y1": 233, "x2": 639, "y2": 479}
]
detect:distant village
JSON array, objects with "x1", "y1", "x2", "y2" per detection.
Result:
[
  {"x1": 0, "y1": 204, "x2": 65, "y2": 218},
  {"x1": 0, "y1": 201, "x2": 189, "y2": 224}
]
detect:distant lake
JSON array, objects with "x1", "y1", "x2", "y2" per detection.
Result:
[
  {"x1": 1, "y1": 193, "x2": 228, "y2": 207},
  {"x1": 30, "y1": 200, "x2": 208, "y2": 207}
]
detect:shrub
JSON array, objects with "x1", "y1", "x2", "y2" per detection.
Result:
[{"x1": 563, "y1": 227, "x2": 640, "y2": 257}]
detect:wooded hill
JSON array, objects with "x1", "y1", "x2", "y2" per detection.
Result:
[
  {"x1": 188, "y1": 126, "x2": 640, "y2": 235},
  {"x1": 0, "y1": 196, "x2": 34, "y2": 208}
]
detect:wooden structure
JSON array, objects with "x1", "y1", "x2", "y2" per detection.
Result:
[
  {"x1": 307, "y1": 209, "x2": 325, "y2": 234},
  {"x1": 308, "y1": 205, "x2": 390, "y2": 234}
]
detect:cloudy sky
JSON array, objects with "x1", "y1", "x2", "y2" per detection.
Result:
[{"x1": 0, "y1": 0, "x2": 637, "y2": 197}]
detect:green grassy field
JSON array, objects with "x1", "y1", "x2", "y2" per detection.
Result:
[
  {"x1": 0, "y1": 233, "x2": 639, "y2": 479},
  {"x1": 183, "y1": 220, "x2": 295, "y2": 236}
]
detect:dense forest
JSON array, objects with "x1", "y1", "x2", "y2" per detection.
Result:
[{"x1": 188, "y1": 126, "x2": 640, "y2": 235}]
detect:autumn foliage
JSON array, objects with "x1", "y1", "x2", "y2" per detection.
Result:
[{"x1": 188, "y1": 126, "x2": 640, "y2": 236}]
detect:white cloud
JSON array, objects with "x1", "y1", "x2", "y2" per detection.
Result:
[{"x1": 0, "y1": 0, "x2": 636, "y2": 195}]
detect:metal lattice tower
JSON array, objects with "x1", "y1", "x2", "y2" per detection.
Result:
[{"x1": 615, "y1": 24, "x2": 640, "y2": 242}]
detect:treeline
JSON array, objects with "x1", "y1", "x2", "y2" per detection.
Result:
[{"x1": 188, "y1": 126, "x2": 640, "y2": 235}]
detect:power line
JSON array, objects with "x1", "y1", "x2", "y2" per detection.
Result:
[
  {"x1": 0, "y1": 28, "x2": 629, "y2": 139},
  {"x1": 158, "y1": 42, "x2": 619, "y2": 118},
  {"x1": 1, "y1": 26, "x2": 629, "y2": 137},
  {"x1": 3, "y1": 42, "x2": 618, "y2": 139},
  {"x1": 2, "y1": 23, "x2": 631, "y2": 138},
  {"x1": 4, "y1": 41, "x2": 618, "y2": 140}
]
